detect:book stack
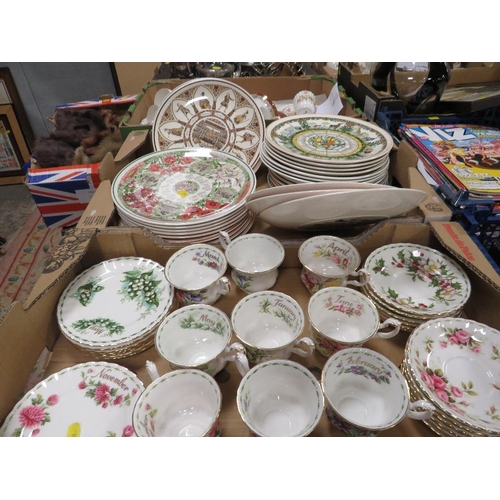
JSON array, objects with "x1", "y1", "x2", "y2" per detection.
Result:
[{"x1": 400, "y1": 123, "x2": 500, "y2": 205}]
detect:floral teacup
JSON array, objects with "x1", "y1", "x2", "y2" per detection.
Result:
[
  {"x1": 164, "y1": 243, "x2": 230, "y2": 305},
  {"x1": 298, "y1": 235, "x2": 368, "y2": 294},
  {"x1": 321, "y1": 347, "x2": 434, "y2": 436},
  {"x1": 308, "y1": 287, "x2": 401, "y2": 357}
]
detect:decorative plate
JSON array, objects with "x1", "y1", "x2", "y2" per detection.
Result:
[
  {"x1": 151, "y1": 78, "x2": 265, "y2": 171},
  {"x1": 0, "y1": 362, "x2": 143, "y2": 437},
  {"x1": 57, "y1": 257, "x2": 174, "y2": 350},
  {"x1": 111, "y1": 148, "x2": 256, "y2": 226},
  {"x1": 364, "y1": 243, "x2": 471, "y2": 316},
  {"x1": 256, "y1": 188, "x2": 427, "y2": 230},
  {"x1": 405, "y1": 317, "x2": 500, "y2": 433},
  {"x1": 266, "y1": 114, "x2": 393, "y2": 164}
]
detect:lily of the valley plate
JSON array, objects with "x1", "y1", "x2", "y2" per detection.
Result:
[
  {"x1": 151, "y1": 78, "x2": 265, "y2": 172},
  {"x1": 364, "y1": 243, "x2": 471, "y2": 317},
  {"x1": 0, "y1": 362, "x2": 143, "y2": 437},
  {"x1": 57, "y1": 257, "x2": 174, "y2": 353},
  {"x1": 111, "y1": 148, "x2": 256, "y2": 227},
  {"x1": 266, "y1": 114, "x2": 393, "y2": 164},
  {"x1": 405, "y1": 317, "x2": 500, "y2": 434},
  {"x1": 255, "y1": 188, "x2": 427, "y2": 230}
]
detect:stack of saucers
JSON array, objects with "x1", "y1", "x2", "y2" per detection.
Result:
[
  {"x1": 261, "y1": 114, "x2": 393, "y2": 187},
  {"x1": 111, "y1": 147, "x2": 257, "y2": 244},
  {"x1": 57, "y1": 257, "x2": 176, "y2": 360},
  {"x1": 401, "y1": 317, "x2": 500, "y2": 437},
  {"x1": 361, "y1": 243, "x2": 471, "y2": 333}
]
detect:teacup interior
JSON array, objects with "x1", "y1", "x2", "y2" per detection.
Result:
[
  {"x1": 323, "y1": 350, "x2": 407, "y2": 429},
  {"x1": 227, "y1": 236, "x2": 284, "y2": 273},
  {"x1": 232, "y1": 293, "x2": 303, "y2": 348},
  {"x1": 309, "y1": 288, "x2": 378, "y2": 343},
  {"x1": 157, "y1": 307, "x2": 230, "y2": 365},
  {"x1": 238, "y1": 362, "x2": 322, "y2": 437},
  {"x1": 166, "y1": 246, "x2": 225, "y2": 289},
  {"x1": 140, "y1": 372, "x2": 220, "y2": 437}
]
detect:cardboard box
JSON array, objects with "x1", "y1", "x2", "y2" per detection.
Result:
[
  {"x1": 337, "y1": 62, "x2": 500, "y2": 121},
  {"x1": 1, "y1": 215, "x2": 499, "y2": 436},
  {"x1": 25, "y1": 153, "x2": 123, "y2": 228},
  {"x1": 118, "y1": 75, "x2": 363, "y2": 141}
]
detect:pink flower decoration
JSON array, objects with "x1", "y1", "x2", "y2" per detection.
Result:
[
  {"x1": 47, "y1": 395, "x2": 59, "y2": 406},
  {"x1": 113, "y1": 395, "x2": 124, "y2": 405},
  {"x1": 436, "y1": 389, "x2": 449, "y2": 403},
  {"x1": 122, "y1": 425, "x2": 135, "y2": 437},
  {"x1": 440, "y1": 341, "x2": 448, "y2": 348},
  {"x1": 451, "y1": 386, "x2": 463, "y2": 398},
  {"x1": 420, "y1": 370, "x2": 434, "y2": 388},
  {"x1": 78, "y1": 381, "x2": 87, "y2": 390},
  {"x1": 472, "y1": 346, "x2": 482, "y2": 353},
  {"x1": 32, "y1": 428, "x2": 41, "y2": 437},
  {"x1": 431, "y1": 374, "x2": 446, "y2": 390},
  {"x1": 449, "y1": 335, "x2": 460, "y2": 345},
  {"x1": 330, "y1": 254, "x2": 341, "y2": 264},
  {"x1": 19, "y1": 405, "x2": 46, "y2": 428},
  {"x1": 95, "y1": 384, "x2": 111, "y2": 404},
  {"x1": 454, "y1": 329, "x2": 470, "y2": 344}
]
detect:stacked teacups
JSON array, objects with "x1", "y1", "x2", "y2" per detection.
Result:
[
  {"x1": 321, "y1": 347, "x2": 434, "y2": 436},
  {"x1": 308, "y1": 287, "x2": 401, "y2": 357},
  {"x1": 231, "y1": 291, "x2": 314, "y2": 364},
  {"x1": 155, "y1": 304, "x2": 249, "y2": 377},
  {"x1": 402, "y1": 317, "x2": 500, "y2": 437},
  {"x1": 57, "y1": 257, "x2": 176, "y2": 360},
  {"x1": 361, "y1": 243, "x2": 471, "y2": 332},
  {"x1": 219, "y1": 231, "x2": 285, "y2": 294},
  {"x1": 298, "y1": 235, "x2": 368, "y2": 294},
  {"x1": 164, "y1": 243, "x2": 231, "y2": 306}
]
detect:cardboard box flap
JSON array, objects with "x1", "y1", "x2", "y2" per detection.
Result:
[
  {"x1": 24, "y1": 228, "x2": 98, "y2": 308},
  {"x1": 430, "y1": 220, "x2": 500, "y2": 291},
  {"x1": 114, "y1": 130, "x2": 149, "y2": 163},
  {"x1": 76, "y1": 180, "x2": 115, "y2": 230}
]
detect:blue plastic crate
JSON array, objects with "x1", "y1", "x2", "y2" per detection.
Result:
[{"x1": 457, "y1": 205, "x2": 500, "y2": 274}]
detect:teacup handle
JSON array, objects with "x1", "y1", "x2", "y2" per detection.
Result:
[
  {"x1": 145, "y1": 360, "x2": 161, "y2": 382},
  {"x1": 291, "y1": 337, "x2": 315, "y2": 357},
  {"x1": 345, "y1": 268, "x2": 370, "y2": 287},
  {"x1": 225, "y1": 342, "x2": 250, "y2": 377},
  {"x1": 216, "y1": 276, "x2": 231, "y2": 296},
  {"x1": 218, "y1": 231, "x2": 231, "y2": 250},
  {"x1": 374, "y1": 318, "x2": 401, "y2": 339},
  {"x1": 407, "y1": 400, "x2": 435, "y2": 420}
]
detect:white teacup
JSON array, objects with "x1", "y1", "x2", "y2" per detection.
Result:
[
  {"x1": 219, "y1": 231, "x2": 285, "y2": 294},
  {"x1": 308, "y1": 287, "x2": 401, "y2": 357},
  {"x1": 321, "y1": 347, "x2": 435, "y2": 436},
  {"x1": 293, "y1": 90, "x2": 316, "y2": 115},
  {"x1": 237, "y1": 359, "x2": 324, "y2": 437},
  {"x1": 133, "y1": 366, "x2": 222, "y2": 437},
  {"x1": 164, "y1": 243, "x2": 230, "y2": 305},
  {"x1": 231, "y1": 291, "x2": 314, "y2": 364},
  {"x1": 298, "y1": 235, "x2": 368, "y2": 294},
  {"x1": 155, "y1": 304, "x2": 249, "y2": 377}
]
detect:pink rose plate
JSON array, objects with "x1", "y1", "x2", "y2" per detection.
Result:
[
  {"x1": 0, "y1": 362, "x2": 144, "y2": 437},
  {"x1": 405, "y1": 317, "x2": 500, "y2": 434}
]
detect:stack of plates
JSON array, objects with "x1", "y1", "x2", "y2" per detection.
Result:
[
  {"x1": 246, "y1": 182, "x2": 427, "y2": 231},
  {"x1": 111, "y1": 148, "x2": 257, "y2": 244},
  {"x1": 401, "y1": 317, "x2": 500, "y2": 437},
  {"x1": 362, "y1": 243, "x2": 471, "y2": 332},
  {"x1": 151, "y1": 77, "x2": 265, "y2": 173},
  {"x1": 261, "y1": 114, "x2": 394, "y2": 187},
  {"x1": 0, "y1": 361, "x2": 144, "y2": 437},
  {"x1": 57, "y1": 257, "x2": 176, "y2": 360}
]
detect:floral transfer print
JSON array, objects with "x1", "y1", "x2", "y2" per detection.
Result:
[
  {"x1": 191, "y1": 250, "x2": 221, "y2": 273},
  {"x1": 233, "y1": 272, "x2": 252, "y2": 291},
  {"x1": 258, "y1": 297, "x2": 295, "y2": 330},
  {"x1": 175, "y1": 289, "x2": 208, "y2": 305},
  {"x1": 119, "y1": 268, "x2": 165, "y2": 316},
  {"x1": 179, "y1": 313, "x2": 227, "y2": 337},
  {"x1": 78, "y1": 368, "x2": 139, "y2": 409},
  {"x1": 117, "y1": 150, "x2": 253, "y2": 222},
  {"x1": 312, "y1": 243, "x2": 350, "y2": 271},
  {"x1": 423, "y1": 327, "x2": 482, "y2": 354},
  {"x1": 71, "y1": 317, "x2": 125, "y2": 337},
  {"x1": 9, "y1": 394, "x2": 60, "y2": 437},
  {"x1": 370, "y1": 248, "x2": 465, "y2": 310},
  {"x1": 300, "y1": 270, "x2": 342, "y2": 294},
  {"x1": 72, "y1": 277, "x2": 104, "y2": 306},
  {"x1": 326, "y1": 406, "x2": 376, "y2": 437},
  {"x1": 107, "y1": 425, "x2": 135, "y2": 437},
  {"x1": 323, "y1": 296, "x2": 364, "y2": 316}
]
